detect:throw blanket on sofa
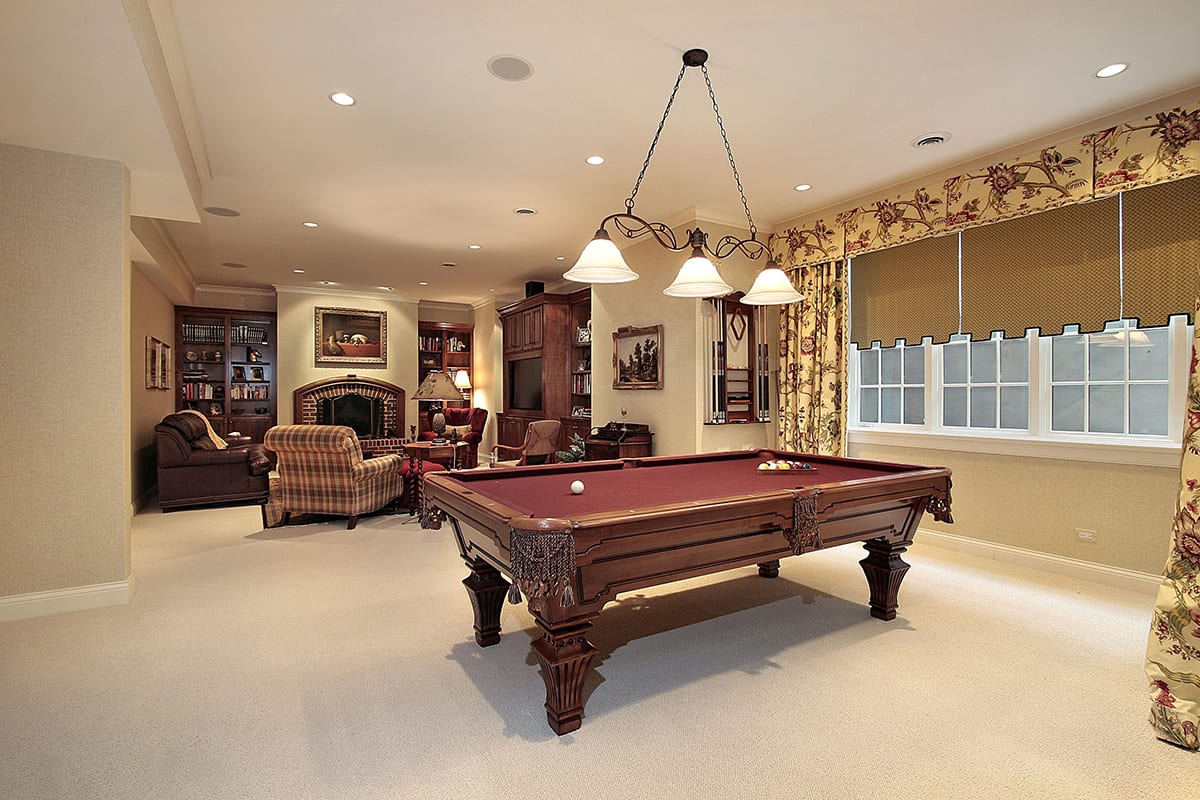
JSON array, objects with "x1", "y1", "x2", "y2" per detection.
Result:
[{"x1": 179, "y1": 409, "x2": 228, "y2": 449}]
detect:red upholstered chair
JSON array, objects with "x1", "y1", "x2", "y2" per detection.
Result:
[{"x1": 419, "y1": 407, "x2": 488, "y2": 468}]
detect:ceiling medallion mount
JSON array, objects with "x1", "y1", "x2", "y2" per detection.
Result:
[{"x1": 563, "y1": 48, "x2": 801, "y2": 304}]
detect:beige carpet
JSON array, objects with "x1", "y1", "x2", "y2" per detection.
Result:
[{"x1": 1, "y1": 504, "x2": 1195, "y2": 799}]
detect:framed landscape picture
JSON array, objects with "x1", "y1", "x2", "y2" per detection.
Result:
[
  {"x1": 315, "y1": 307, "x2": 387, "y2": 366},
  {"x1": 612, "y1": 324, "x2": 663, "y2": 390}
]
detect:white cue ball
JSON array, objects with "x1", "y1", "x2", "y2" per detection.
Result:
[{"x1": 570, "y1": 480, "x2": 585, "y2": 495}]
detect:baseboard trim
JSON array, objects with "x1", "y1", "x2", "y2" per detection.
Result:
[
  {"x1": 914, "y1": 528, "x2": 1162, "y2": 595},
  {"x1": 0, "y1": 577, "x2": 135, "y2": 622}
]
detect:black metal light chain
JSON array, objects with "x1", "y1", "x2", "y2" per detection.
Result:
[
  {"x1": 701, "y1": 64, "x2": 756, "y2": 240},
  {"x1": 625, "y1": 63, "x2": 688, "y2": 214}
]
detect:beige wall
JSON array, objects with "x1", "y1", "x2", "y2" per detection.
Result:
[
  {"x1": 472, "y1": 300, "x2": 502, "y2": 456},
  {"x1": 275, "y1": 288, "x2": 419, "y2": 430},
  {"x1": 591, "y1": 216, "x2": 778, "y2": 455},
  {"x1": 849, "y1": 441, "x2": 1178, "y2": 575},
  {"x1": 0, "y1": 143, "x2": 131, "y2": 597},
  {"x1": 130, "y1": 264, "x2": 177, "y2": 508}
]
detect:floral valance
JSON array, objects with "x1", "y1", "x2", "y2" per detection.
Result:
[{"x1": 770, "y1": 101, "x2": 1200, "y2": 267}]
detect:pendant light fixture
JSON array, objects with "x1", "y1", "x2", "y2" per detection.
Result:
[{"x1": 563, "y1": 48, "x2": 803, "y2": 305}]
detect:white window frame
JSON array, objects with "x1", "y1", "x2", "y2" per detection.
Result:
[{"x1": 848, "y1": 316, "x2": 1189, "y2": 467}]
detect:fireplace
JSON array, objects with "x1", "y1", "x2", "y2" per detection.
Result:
[
  {"x1": 293, "y1": 377, "x2": 406, "y2": 455},
  {"x1": 317, "y1": 393, "x2": 382, "y2": 439}
]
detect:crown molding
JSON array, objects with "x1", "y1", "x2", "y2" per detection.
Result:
[
  {"x1": 195, "y1": 283, "x2": 276, "y2": 298},
  {"x1": 418, "y1": 299, "x2": 474, "y2": 314},
  {"x1": 273, "y1": 284, "x2": 419, "y2": 305}
]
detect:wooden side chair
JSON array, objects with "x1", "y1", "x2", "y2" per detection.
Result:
[{"x1": 491, "y1": 419, "x2": 562, "y2": 467}]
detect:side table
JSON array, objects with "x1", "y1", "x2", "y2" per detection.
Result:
[
  {"x1": 404, "y1": 440, "x2": 467, "y2": 471},
  {"x1": 402, "y1": 441, "x2": 465, "y2": 525}
]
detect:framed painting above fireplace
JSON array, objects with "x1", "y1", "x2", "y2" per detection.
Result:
[{"x1": 315, "y1": 307, "x2": 387, "y2": 366}]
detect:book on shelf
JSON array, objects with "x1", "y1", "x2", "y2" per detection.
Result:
[{"x1": 181, "y1": 322, "x2": 225, "y2": 344}]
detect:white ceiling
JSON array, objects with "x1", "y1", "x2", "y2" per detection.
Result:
[{"x1": 4, "y1": 1, "x2": 1200, "y2": 306}]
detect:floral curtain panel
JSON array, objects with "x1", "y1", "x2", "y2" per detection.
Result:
[
  {"x1": 1146, "y1": 296, "x2": 1200, "y2": 751},
  {"x1": 776, "y1": 261, "x2": 847, "y2": 456}
]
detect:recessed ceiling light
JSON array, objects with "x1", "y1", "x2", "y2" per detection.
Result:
[
  {"x1": 468, "y1": 244, "x2": 481, "y2": 250},
  {"x1": 489, "y1": 288, "x2": 496, "y2": 293},
  {"x1": 329, "y1": 92, "x2": 356, "y2": 106},
  {"x1": 321, "y1": 280, "x2": 335, "y2": 285},
  {"x1": 380, "y1": 286, "x2": 394, "y2": 291},
  {"x1": 441, "y1": 262, "x2": 457, "y2": 268},
  {"x1": 302, "y1": 221, "x2": 319, "y2": 228},
  {"x1": 203, "y1": 206, "x2": 240, "y2": 217},
  {"x1": 910, "y1": 131, "x2": 952, "y2": 149},
  {"x1": 487, "y1": 55, "x2": 534, "y2": 82},
  {"x1": 292, "y1": 268, "x2": 305, "y2": 274},
  {"x1": 513, "y1": 207, "x2": 538, "y2": 216},
  {"x1": 1095, "y1": 63, "x2": 1128, "y2": 78},
  {"x1": 793, "y1": 184, "x2": 812, "y2": 192},
  {"x1": 220, "y1": 261, "x2": 247, "y2": 269},
  {"x1": 586, "y1": 155, "x2": 605, "y2": 165},
  {"x1": 555, "y1": 256, "x2": 566, "y2": 261},
  {"x1": 419, "y1": 281, "x2": 430, "y2": 286}
]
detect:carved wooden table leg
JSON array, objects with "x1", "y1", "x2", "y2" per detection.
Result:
[
  {"x1": 757, "y1": 559, "x2": 781, "y2": 578},
  {"x1": 859, "y1": 537, "x2": 912, "y2": 620},
  {"x1": 462, "y1": 558, "x2": 509, "y2": 647},
  {"x1": 531, "y1": 617, "x2": 598, "y2": 735}
]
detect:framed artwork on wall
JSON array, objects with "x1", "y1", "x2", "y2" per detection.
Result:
[
  {"x1": 612, "y1": 324, "x2": 663, "y2": 390},
  {"x1": 145, "y1": 336, "x2": 171, "y2": 390},
  {"x1": 315, "y1": 307, "x2": 388, "y2": 366}
]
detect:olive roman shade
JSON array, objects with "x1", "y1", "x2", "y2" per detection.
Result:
[
  {"x1": 849, "y1": 234, "x2": 959, "y2": 347},
  {"x1": 849, "y1": 175, "x2": 1199, "y2": 346},
  {"x1": 961, "y1": 196, "x2": 1120, "y2": 339},
  {"x1": 1124, "y1": 176, "x2": 1200, "y2": 328}
]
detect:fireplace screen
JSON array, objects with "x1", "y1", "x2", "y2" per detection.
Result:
[{"x1": 317, "y1": 393, "x2": 382, "y2": 439}]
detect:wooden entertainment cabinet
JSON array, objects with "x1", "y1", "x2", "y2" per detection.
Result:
[{"x1": 496, "y1": 289, "x2": 590, "y2": 448}]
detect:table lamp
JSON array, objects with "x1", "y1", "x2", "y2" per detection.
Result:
[{"x1": 413, "y1": 370, "x2": 464, "y2": 439}]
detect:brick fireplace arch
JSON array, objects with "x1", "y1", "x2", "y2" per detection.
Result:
[{"x1": 292, "y1": 376, "x2": 410, "y2": 455}]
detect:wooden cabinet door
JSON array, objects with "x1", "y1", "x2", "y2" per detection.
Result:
[
  {"x1": 502, "y1": 315, "x2": 521, "y2": 353},
  {"x1": 523, "y1": 307, "x2": 543, "y2": 350}
]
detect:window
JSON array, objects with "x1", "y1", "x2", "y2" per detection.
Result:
[
  {"x1": 942, "y1": 333, "x2": 1029, "y2": 430},
  {"x1": 856, "y1": 342, "x2": 924, "y2": 425},
  {"x1": 1049, "y1": 321, "x2": 1170, "y2": 436},
  {"x1": 850, "y1": 318, "x2": 1188, "y2": 447}
]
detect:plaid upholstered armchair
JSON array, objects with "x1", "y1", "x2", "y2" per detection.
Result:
[{"x1": 263, "y1": 425, "x2": 403, "y2": 530}]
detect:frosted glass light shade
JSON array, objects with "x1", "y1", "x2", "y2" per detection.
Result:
[
  {"x1": 742, "y1": 266, "x2": 804, "y2": 305},
  {"x1": 663, "y1": 253, "x2": 733, "y2": 297},
  {"x1": 563, "y1": 231, "x2": 640, "y2": 284}
]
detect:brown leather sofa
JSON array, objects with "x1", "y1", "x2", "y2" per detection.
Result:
[
  {"x1": 156, "y1": 412, "x2": 274, "y2": 511},
  {"x1": 419, "y1": 406, "x2": 488, "y2": 468}
]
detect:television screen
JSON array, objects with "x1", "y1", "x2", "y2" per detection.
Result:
[{"x1": 509, "y1": 357, "x2": 543, "y2": 410}]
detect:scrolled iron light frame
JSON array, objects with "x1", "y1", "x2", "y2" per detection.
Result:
[{"x1": 564, "y1": 48, "x2": 799, "y2": 303}]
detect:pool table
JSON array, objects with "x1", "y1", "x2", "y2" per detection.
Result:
[{"x1": 422, "y1": 449, "x2": 953, "y2": 734}]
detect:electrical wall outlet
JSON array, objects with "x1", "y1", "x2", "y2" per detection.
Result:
[{"x1": 1075, "y1": 528, "x2": 1097, "y2": 542}]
